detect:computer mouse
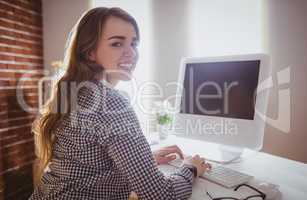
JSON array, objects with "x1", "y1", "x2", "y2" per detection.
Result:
[{"x1": 258, "y1": 183, "x2": 282, "y2": 200}]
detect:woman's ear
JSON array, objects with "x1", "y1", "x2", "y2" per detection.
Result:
[{"x1": 89, "y1": 50, "x2": 96, "y2": 62}]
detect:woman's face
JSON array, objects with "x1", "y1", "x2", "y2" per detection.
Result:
[{"x1": 91, "y1": 16, "x2": 139, "y2": 85}]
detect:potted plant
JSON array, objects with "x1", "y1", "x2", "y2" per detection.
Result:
[{"x1": 155, "y1": 100, "x2": 173, "y2": 140}]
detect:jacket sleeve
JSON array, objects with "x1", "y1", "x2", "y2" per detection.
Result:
[{"x1": 97, "y1": 92, "x2": 193, "y2": 200}]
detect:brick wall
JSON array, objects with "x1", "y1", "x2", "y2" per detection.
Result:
[{"x1": 0, "y1": 0, "x2": 43, "y2": 199}]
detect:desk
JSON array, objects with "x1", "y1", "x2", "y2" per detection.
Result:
[{"x1": 148, "y1": 134, "x2": 307, "y2": 200}]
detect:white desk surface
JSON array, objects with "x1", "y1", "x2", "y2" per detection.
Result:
[{"x1": 147, "y1": 134, "x2": 307, "y2": 200}]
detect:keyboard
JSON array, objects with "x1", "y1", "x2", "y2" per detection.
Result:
[{"x1": 168, "y1": 158, "x2": 253, "y2": 188}]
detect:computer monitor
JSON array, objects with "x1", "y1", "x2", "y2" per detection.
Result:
[{"x1": 173, "y1": 54, "x2": 271, "y2": 162}]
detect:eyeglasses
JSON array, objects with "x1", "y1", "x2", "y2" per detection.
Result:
[{"x1": 206, "y1": 184, "x2": 266, "y2": 200}]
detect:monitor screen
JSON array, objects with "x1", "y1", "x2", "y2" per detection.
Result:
[{"x1": 180, "y1": 60, "x2": 260, "y2": 120}]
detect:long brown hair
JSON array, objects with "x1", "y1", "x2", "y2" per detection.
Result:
[{"x1": 33, "y1": 7, "x2": 139, "y2": 182}]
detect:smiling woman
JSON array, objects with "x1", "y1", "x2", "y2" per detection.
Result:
[
  {"x1": 90, "y1": 15, "x2": 139, "y2": 84},
  {"x1": 30, "y1": 7, "x2": 209, "y2": 200}
]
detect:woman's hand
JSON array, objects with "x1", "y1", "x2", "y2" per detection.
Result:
[
  {"x1": 183, "y1": 155, "x2": 211, "y2": 177},
  {"x1": 153, "y1": 145, "x2": 184, "y2": 165},
  {"x1": 128, "y1": 192, "x2": 138, "y2": 200}
]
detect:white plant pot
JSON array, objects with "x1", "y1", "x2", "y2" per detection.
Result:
[{"x1": 157, "y1": 124, "x2": 170, "y2": 140}]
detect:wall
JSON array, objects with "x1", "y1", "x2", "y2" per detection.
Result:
[
  {"x1": 151, "y1": 0, "x2": 190, "y2": 104},
  {"x1": 0, "y1": 0, "x2": 43, "y2": 198},
  {"x1": 188, "y1": 0, "x2": 263, "y2": 57},
  {"x1": 151, "y1": 0, "x2": 263, "y2": 105},
  {"x1": 42, "y1": 0, "x2": 90, "y2": 70},
  {"x1": 262, "y1": 0, "x2": 307, "y2": 163}
]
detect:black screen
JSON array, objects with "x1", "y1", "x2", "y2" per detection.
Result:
[{"x1": 180, "y1": 60, "x2": 260, "y2": 120}]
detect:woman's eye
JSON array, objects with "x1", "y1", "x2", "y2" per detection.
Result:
[
  {"x1": 111, "y1": 42, "x2": 123, "y2": 47},
  {"x1": 131, "y1": 41, "x2": 138, "y2": 48}
]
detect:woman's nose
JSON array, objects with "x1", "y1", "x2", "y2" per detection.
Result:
[{"x1": 123, "y1": 46, "x2": 137, "y2": 58}]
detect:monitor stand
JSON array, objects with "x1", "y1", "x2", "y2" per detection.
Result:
[{"x1": 206, "y1": 144, "x2": 243, "y2": 164}]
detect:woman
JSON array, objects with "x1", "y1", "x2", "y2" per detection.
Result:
[{"x1": 31, "y1": 7, "x2": 210, "y2": 199}]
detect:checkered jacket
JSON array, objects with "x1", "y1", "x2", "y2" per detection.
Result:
[{"x1": 30, "y1": 80, "x2": 193, "y2": 200}]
